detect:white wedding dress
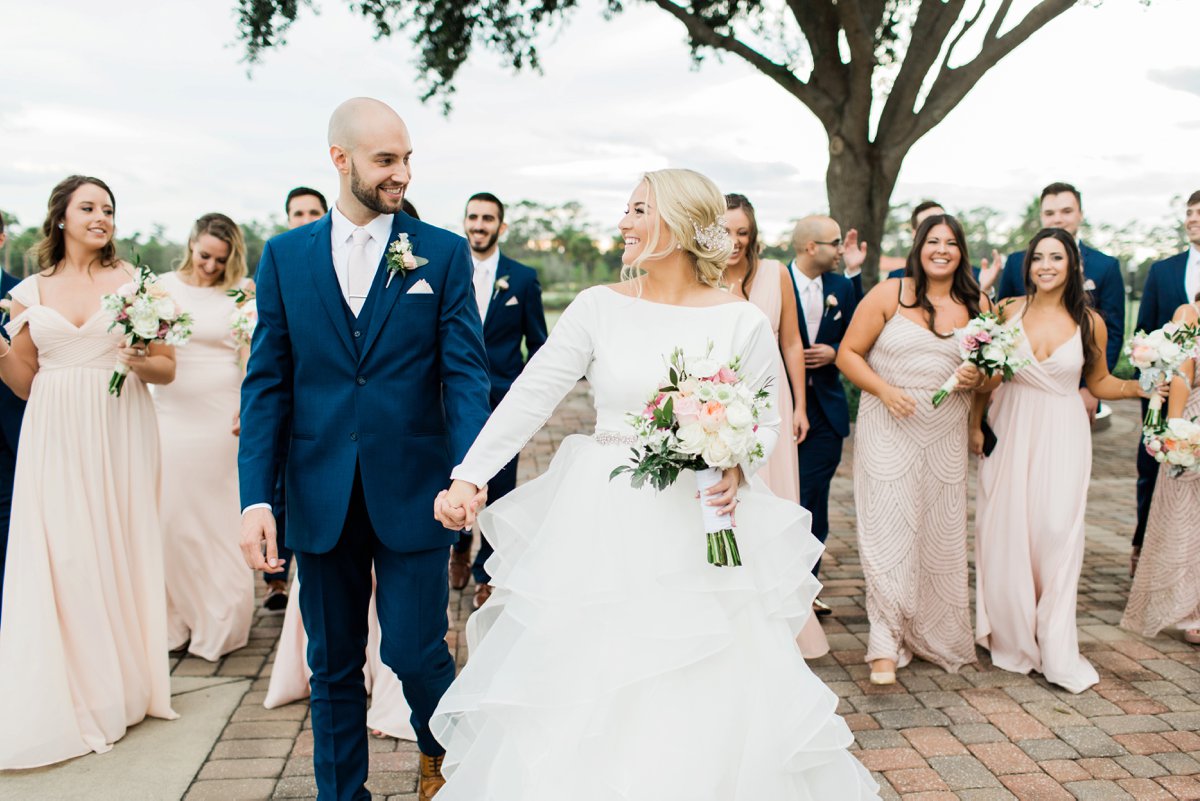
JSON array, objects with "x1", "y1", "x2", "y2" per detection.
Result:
[{"x1": 431, "y1": 286, "x2": 877, "y2": 799}]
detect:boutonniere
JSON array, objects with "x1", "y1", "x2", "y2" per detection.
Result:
[
  {"x1": 1083, "y1": 278, "x2": 1096, "y2": 292},
  {"x1": 492, "y1": 274, "x2": 510, "y2": 300},
  {"x1": 386, "y1": 233, "x2": 429, "y2": 288},
  {"x1": 825, "y1": 294, "x2": 838, "y2": 311}
]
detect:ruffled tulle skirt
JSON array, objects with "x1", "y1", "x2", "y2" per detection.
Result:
[{"x1": 431, "y1": 435, "x2": 878, "y2": 800}]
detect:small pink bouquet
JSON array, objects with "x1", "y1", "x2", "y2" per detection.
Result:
[
  {"x1": 610, "y1": 343, "x2": 771, "y2": 567},
  {"x1": 932, "y1": 312, "x2": 1029, "y2": 407},
  {"x1": 1144, "y1": 417, "x2": 1200, "y2": 478},
  {"x1": 1126, "y1": 322, "x2": 1200, "y2": 431},
  {"x1": 100, "y1": 260, "x2": 193, "y2": 396},
  {"x1": 227, "y1": 288, "x2": 258, "y2": 350}
]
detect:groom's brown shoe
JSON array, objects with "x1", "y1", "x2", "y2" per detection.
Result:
[
  {"x1": 449, "y1": 549, "x2": 471, "y2": 590},
  {"x1": 419, "y1": 752, "x2": 446, "y2": 800}
]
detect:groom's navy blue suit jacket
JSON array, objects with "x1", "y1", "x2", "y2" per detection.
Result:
[
  {"x1": 997, "y1": 242, "x2": 1125, "y2": 370},
  {"x1": 238, "y1": 212, "x2": 492, "y2": 554},
  {"x1": 1137, "y1": 251, "x2": 1190, "y2": 333}
]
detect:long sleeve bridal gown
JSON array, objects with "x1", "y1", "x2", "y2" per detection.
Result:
[{"x1": 430, "y1": 286, "x2": 877, "y2": 800}]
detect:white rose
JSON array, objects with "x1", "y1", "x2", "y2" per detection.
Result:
[
  {"x1": 130, "y1": 309, "x2": 160, "y2": 340},
  {"x1": 1159, "y1": 342, "x2": 1182, "y2": 362},
  {"x1": 677, "y1": 377, "x2": 700, "y2": 396},
  {"x1": 675, "y1": 422, "x2": 707, "y2": 455},
  {"x1": 719, "y1": 424, "x2": 757, "y2": 458},
  {"x1": 688, "y1": 358, "x2": 720, "y2": 380},
  {"x1": 153, "y1": 296, "x2": 178, "y2": 321},
  {"x1": 981, "y1": 344, "x2": 1005, "y2": 364},
  {"x1": 701, "y1": 434, "x2": 733, "y2": 467},
  {"x1": 724, "y1": 401, "x2": 753, "y2": 429}
]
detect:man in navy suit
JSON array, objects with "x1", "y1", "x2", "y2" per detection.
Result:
[
  {"x1": 0, "y1": 218, "x2": 25, "y2": 625},
  {"x1": 997, "y1": 182, "x2": 1125, "y2": 421},
  {"x1": 238, "y1": 98, "x2": 492, "y2": 801},
  {"x1": 786, "y1": 216, "x2": 859, "y2": 609},
  {"x1": 449, "y1": 192, "x2": 547, "y2": 609},
  {"x1": 1130, "y1": 190, "x2": 1200, "y2": 569}
]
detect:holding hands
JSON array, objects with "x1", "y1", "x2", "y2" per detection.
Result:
[{"x1": 434, "y1": 479, "x2": 488, "y2": 531}]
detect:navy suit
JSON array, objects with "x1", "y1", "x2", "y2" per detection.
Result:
[
  {"x1": 0, "y1": 270, "x2": 25, "y2": 625},
  {"x1": 1132, "y1": 251, "x2": 1191, "y2": 548},
  {"x1": 997, "y1": 242, "x2": 1126, "y2": 371},
  {"x1": 453, "y1": 254, "x2": 547, "y2": 583},
  {"x1": 787, "y1": 266, "x2": 858, "y2": 575},
  {"x1": 238, "y1": 212, "x2": 492, "y2": 800}
]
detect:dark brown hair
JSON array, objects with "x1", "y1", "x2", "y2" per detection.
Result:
[
  {"x1": 1040, "y1": 181, "x2": 1081, "y2": 208},
  {"x1": 909, "y1": 200, "x2": 943, "y2": 230},
  {"x1": 724, "y1": 193, "x2": 760, "y2": 296},
  {"x1": 37, "y1": 175, "x2": 118, "y2": 274},
  {"x1": 1187, "y1": 190, "x2": 1200, "y2": 207},
  {"x1": 1022, "y1": 227, "x2": 1097, "y2": 377},
  {"x1": 901, "y1": 214, "x2": 981, "y2": 337}
]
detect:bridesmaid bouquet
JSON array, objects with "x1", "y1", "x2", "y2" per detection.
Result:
[
  {"x1": 101, "y1": 260, "x2": 194, "y2": 396},
  {"x1": 931, "y1": 312, "x2": 1029, "y2": 407},
  {"x1": 1143, "y1": 417, "x2": 1200, "y2": 478},
  {"x1": 1126, "y1": 322, "x2": 1200, "y2": 431},
  {"x1": 610, "y1": 343, "x2": 771, "y2": 567},
  {"x1": 228, "y1": 297, "x2": 258, "y2": 350}
]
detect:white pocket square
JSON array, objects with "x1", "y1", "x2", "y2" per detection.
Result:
[
  {"x1": 833, "y1": 311, "x2": 842, "y2": 321},
  {"x1": 407, "y1": 279, "x2": 434, "y2": 295},
  {"x1": 504, "y1": 296, "x2": 519, "y2": 307}
]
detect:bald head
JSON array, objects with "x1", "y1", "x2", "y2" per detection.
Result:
[
  {"x1": 792, "y1": 215, "x2": 836, "y2": 251},
  {"x1": 328, "y1": 97, "x2": 407, "y2": 152},
  {"x1": 792, "y1": 215, "x2": 842, "y2": 275}
]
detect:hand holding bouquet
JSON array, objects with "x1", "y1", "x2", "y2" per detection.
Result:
[
  {"x1": 932, "y1": 312, "x2": 1029, "y2": 407},
  {"x1": 1126, "y1": 321, "x2": 1200, "y2": 431},
  {"x1": 1143, "y1": 417, "x2": 1200, "y2": 478},
  {"x1": 610, "y1": 343, "x2": 771, "y2": 567},
  {"x1": 100, "y1": 260, "x2": 193, "y2": 396}
]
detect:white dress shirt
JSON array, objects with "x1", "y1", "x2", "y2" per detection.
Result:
[
  {"x1": 331, "y1": 205, "x2": 394, "y2": 309},
  {"x1": 472, "y1": 249, "x2": 500, "y2": 323},
  {"x1": 1187, "y1": 245, "x2": 1200, "y2": 304},
  {"x1": 790, "y1": 262, "x2": 824, "y2": 344}
]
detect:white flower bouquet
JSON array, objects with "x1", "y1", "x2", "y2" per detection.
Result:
[
  {"x1": 610, "y1": 343, "x2": 771, "y2": 567},
  {"x1": 1126, "y1": 322, "x2": 1200, "y2": 431},
  {"x1": 100, "y1": 260, "x2": 193, "y2": 396},
  {"x1": 1144, "y1": 417, "x2": 1200, "y2": 478},
  {"x1": 932, "y1": 312, "x2": 1029, "y2": 408}
]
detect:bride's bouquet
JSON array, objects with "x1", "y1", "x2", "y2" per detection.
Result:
[
  {"x1": 1126, "y1": 322, "x2": 1200, "y2": 432},
  {"x1": 101, "y1": 260, "x2": 193, "y2": 396},
  {"x1": 610, "y1": 343, "x2": 771, "y2": 567},
  {"x1": 932, "y1": 312, "x2": 1029, "y2": 407},
  {"x1": 1143, "y1": 417, "x2": 1200, "y2": 478}
]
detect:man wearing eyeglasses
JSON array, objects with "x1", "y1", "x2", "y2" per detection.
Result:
[{"x1": 786, "y1": 216, "x2": 859, "y2": 612}]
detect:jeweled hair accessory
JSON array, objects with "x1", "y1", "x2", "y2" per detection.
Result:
[{"x1": 693, "y1": 217, "x2": 731, "y2": 251}]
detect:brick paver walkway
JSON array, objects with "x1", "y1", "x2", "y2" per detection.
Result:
[{"x1": 178, "y1": 386, "x2": 1200, "y2": 801}]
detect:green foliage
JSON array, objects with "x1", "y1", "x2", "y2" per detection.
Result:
[{"x1": 501, "y1": 199, "x2": 617, "y2": 289}]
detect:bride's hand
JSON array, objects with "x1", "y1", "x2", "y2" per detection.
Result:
[
  {"x1": 434, "y1": 480, "x2": 488, "y2": 531},
  {"x1": 704, "y1": 467, "x2": 743, "y2": 520}
]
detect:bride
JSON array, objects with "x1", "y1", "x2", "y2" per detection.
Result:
[{"x1": 431, "y1": 169, "x2": 878, "y2": 799}]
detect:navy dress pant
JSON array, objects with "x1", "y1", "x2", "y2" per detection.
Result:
[{"x1": 798, "y1": 397, "x2": 845, "y2": 577}]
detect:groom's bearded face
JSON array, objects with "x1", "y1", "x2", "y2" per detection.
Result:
[{"x1": 349, "y1": 156, "x2": 406, "y2": 216}]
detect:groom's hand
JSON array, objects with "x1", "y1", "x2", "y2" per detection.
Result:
[
  {"x1": 240, "y1": 507, "x2": 284, "y2": 572},
  {"x1": 435, "y1": 480, "x2": 488, "y2": 531}
]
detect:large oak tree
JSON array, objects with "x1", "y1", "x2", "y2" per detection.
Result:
[{"x1": 234, "y1": 0, "x2": 1091, "y2": 283}]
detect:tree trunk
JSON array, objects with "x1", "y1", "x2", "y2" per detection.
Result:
[{"x1": 824, "y1": 133, "x2": 901, "y2": 289}]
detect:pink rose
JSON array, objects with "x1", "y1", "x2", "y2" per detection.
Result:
[
  {"x1": 1129, "y1": 344, "x2": 1156, "y2": 367},
  {"x1": 698, "y1": 401, "x2": 727, "y2": 432},
  {"x1": 716, "y1": 366, "x2": 738, "y2": 384},
  {"x1": 975, "y1": 331, "x2": 992, "y2": 344},
  {"x1": 674, "y1": 394, "x2": 701, "y2": 423},
  {"x1": 962, "y1": 334, "x2": 979, "y2": 352}
]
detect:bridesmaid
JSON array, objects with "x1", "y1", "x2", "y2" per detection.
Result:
[
  {"x1": 723, "y1": 193, "x2": 826, "y2": 660},
  {"x1": 154, "y1": 213, "x2": 255, "y2": 661},
  {"x1": 0, "y1": 175, "x2": 178, "y2": 768},
  {"x1": 1121, "y1": 297, "x2": 1200, "y2": 643},
  {"x1": 836, "y1": 214, "x2": 984, "y2": 684},
  {"x1": 972, "y1": 228, "x2": 1155, "y2": 693}
]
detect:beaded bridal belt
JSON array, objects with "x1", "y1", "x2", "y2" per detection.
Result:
[{"x1": 592, "y1": 431, "x2": 638, "y2": 447}]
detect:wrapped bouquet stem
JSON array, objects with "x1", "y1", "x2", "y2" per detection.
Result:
[
  {"x1": 610, "y1": 343, "x2": 770, "y2": 567},
  {"x1": 932, "y1": 312, "x2": 1029, "y2": 408}
]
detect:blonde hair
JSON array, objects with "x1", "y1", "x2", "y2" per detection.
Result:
[
  {"x1": 178, "y1": 212, "x2": 248, "y2": 290},
  {"x1": 624, "y1": 169, "x2": 732, "y2": 289}
]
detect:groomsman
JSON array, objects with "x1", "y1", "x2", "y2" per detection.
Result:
[
  {"x1": 450, "y1": 193, "x2": 547, "y2": 609},
  {"x1": 997, "y1": 182, "x2": 1125, "y2": 421},
  {"x1": 0, "y1": 218, "x2": 23, "y2": 625},
  {"x1": 787, "y1": 216, "x2": 858, "y2": 608},
  {"x1": 1130, "y1": 190, "x2": 1200, "y2": 569},
  {"x1": 286, "y1": 186, "x2": 329, "y2": 229}
]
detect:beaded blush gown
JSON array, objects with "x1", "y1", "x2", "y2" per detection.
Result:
[{"x1": 430, "y1": 287, "x2": 878, "y2": 800}]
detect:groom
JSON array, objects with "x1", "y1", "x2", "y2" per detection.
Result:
[{"x1": 239, "y1": 98, "x2": 492, "y2": 801}]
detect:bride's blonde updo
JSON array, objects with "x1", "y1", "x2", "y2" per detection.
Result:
[{"x1": 624, "y1": 168, "x2": 733, "y2": 288}]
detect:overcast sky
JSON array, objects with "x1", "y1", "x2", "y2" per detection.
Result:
[{"x1": 2, "y1": 0, "x2": 1198, "y2": 246}]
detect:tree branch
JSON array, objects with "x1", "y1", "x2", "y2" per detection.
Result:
[{"x1": 644, "y1": 0, "x2": 837, "y2": 126}]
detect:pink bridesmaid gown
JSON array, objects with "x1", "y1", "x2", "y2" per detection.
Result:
[
  {"x1": 746, "y1": 259, "x2": 828, "y2": 660},
  {"x1": 153, "y1": 272, "x2": 254, "y2": 661},
  {"x1": 0, "y1": 276, "x2": 177, "y2": 769},
  {"x1": 976, "y1": 320, "x2": 1099, "y2": 693}
]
